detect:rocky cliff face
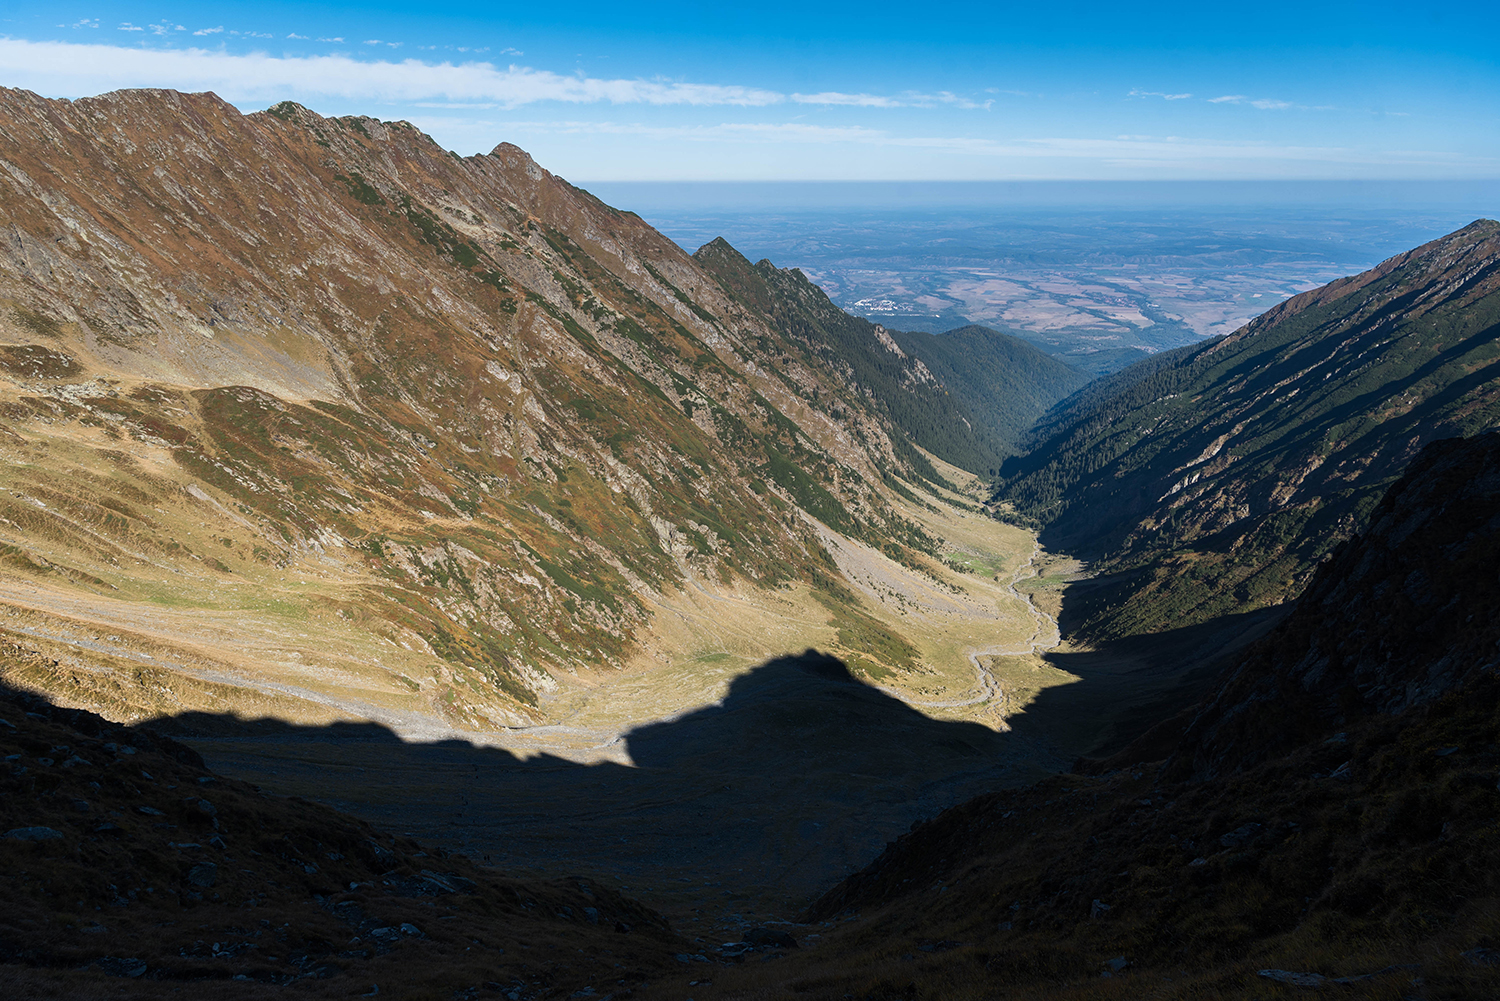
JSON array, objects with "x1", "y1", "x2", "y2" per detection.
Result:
[
  {"x1": 0, "y1": 87, "x2": 952, "y2": 727},
  {"x1": 997, "y1": 220, "x2": 1500, "y2": 638}
]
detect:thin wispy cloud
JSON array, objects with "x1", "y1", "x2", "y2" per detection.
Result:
[
  {"x1": 791, "y1": 91, "x2": 903, "y2": 107},
  {"x1": 0, "y1": 38, "x2": 997, "y2": 114},
  {"x1": 789, "y1": 90, "x2": 991, "y2": 109},
  {"x1": 481, "y1": 118, "x2": 1496, "y2": 171},
  {"x1": 1210, "y1": 94, "x2": 1324, "y2": 111},
  {"x1": 0, "y1": 39, "x2": 787, "y2": 108},
  {"x1": 1129, "y1": 89, "x2": 1193, "y2": 100},
  {"x1": 494, "y1": 119, "x2": 1324, "y2": 158},
  {"x1": 933, "y1": 91, "x2": 993, "y2": 110},
  {"x1": 193, "y1": 26, "x2": 224, "y2": 36}
]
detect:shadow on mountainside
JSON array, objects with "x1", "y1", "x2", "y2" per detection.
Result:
[
  {"x1": 145, "y1": 651, "x2": 1065, "y2": 927},
  {"x1": 1016, "y1": 583, "x2": 1290, "y2": 762}
]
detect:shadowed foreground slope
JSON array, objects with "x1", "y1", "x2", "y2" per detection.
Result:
[
  {"x1": 658, "y1": 434, "x2": 1500, "y2": 1001},
  {"x1": 0, "y1": 678, "x2": 680, "y2": 1000},
  {"x1": 167, "y1": 652, "x2": 1064, "y2": 928},
  {"x1": 0, "y1": 648, "x2": 1070, "y2": 996}
]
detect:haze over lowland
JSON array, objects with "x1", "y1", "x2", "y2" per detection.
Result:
[{"x1": 591, "y1": 180, "x2": 1500, "y2": 374}]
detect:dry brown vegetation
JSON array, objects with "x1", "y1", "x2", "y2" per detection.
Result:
[{"x1": 0, "y1": 87, "x2": 1071, "y2": 749}]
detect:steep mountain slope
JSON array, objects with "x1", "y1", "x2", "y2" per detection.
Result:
[
  {"x1": 1162, "y1": 430, "x2": 1500, "y2": 780},
  {"x1": 0, "y1": 676, "x2": 683, "y2": 997},
  {"x1": 891, "y1": 323, "x2": 1090, "y2": 461},
  {"x1": 0, "y1": 86, "x2": 973, "y2": 731},
  {"x1": 692, "y1": 238, "x2": 1006, "y2": 477},
  {"x1": 995, "y1": 220, "x2": 1500, "y2": 638},
  {"x1": 667, "y1": 433, "x2": 1500, "y2": 1001}
]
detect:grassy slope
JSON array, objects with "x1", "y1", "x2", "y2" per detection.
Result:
[
  {"x1": 0, "y1": 88, "x2": 981, "y2": 726},
  {"x1": 892, "y1": 324, "x2": 1090, "y2": 462},
  {"x1": 692, "y1": 238, "x2": 1005, "y2": 478}
]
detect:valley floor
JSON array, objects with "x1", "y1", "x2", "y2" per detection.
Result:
[
  {"x1": 0, "y1": 411, "x2": 1289, "y2": 935},
  {"x1": 1, "y1": 415, "x2": 1097, "y2": 928},
  {"x1": 167, "y1": 470, "x2": 1085, "y2": 930}
]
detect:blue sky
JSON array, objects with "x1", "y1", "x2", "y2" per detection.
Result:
[{"x1": 1, "y1": 1, "x2": 1497, "y2": 181}]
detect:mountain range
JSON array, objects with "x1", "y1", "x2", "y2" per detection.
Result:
[
  {"x1": 1, "y1": 86, "x2": 1497, "y2": 1000},
  {"x1": 0, "y1": 86, "x2": 1081, "y2": 737}
]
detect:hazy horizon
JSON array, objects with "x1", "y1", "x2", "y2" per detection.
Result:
[{"x1": 582, "y1": 179, "x2": 1500, "y2": 375}]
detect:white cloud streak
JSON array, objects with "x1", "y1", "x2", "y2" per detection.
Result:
[
  {"x1": 1129, "y1": 89, "x2": 1193, "y2": 100},
  {"x1": 0, "y1": 40, "x2": 995, "y2": 112},
  {"x1": 0, "y1": 39, "x2": 786, "y2": 108},
  {"x1": 791, "y1": 91, "x2": 903, "y2": 107},
  {"x1": 789, "y1": 90, "x2": 992, "y2": 109},
  {"x1": 483, "y1": 119, "x2": 1495, "y2": 171},
  {"x1": 1209, "y1": 94, "x2": 1324, "y2": 111}
]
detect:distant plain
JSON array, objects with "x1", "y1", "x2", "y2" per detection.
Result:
[{"x1": 590, "y1": 180, "x2": 1500, "y2": 373}]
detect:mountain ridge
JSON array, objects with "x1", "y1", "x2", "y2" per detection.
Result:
[
  {"x1": 994, "y1": 218, "x2": 1500, "y2": 639},
  {"x1": 691, "y1": 236, "x2": 1008, "y2": 478},
  {"x1": 891, "y1": 322, "x2": 1091, "y2": 461}
]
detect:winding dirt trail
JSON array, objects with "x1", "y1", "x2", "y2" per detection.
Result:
[{"x1": 890, "y1": 542, "x2": 1060, "y2": 710}]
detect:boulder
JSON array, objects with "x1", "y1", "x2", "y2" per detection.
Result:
[{"x1": 186, "y1": 862, "x2": 218, "y2": 888}]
